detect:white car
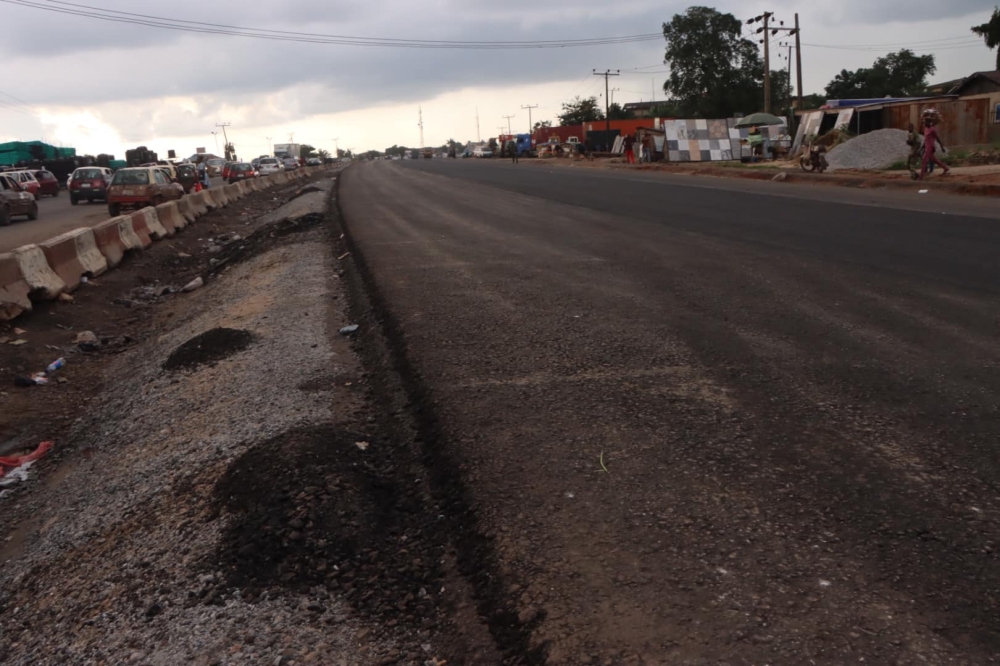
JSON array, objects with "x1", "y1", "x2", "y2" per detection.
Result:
[
  {"x1": 473, "y1": 146, "x2": 493, "y2": 158},
  {"x1": 257, "y1": 157, "x2": 283, "y2": 175}
]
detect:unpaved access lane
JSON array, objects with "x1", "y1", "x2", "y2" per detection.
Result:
[{"x1": 341, "y1": 161, "x2": 1000, "y2": 664}]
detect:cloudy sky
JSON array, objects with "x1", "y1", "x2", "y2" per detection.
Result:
[{"x1": 0, "y1": 0, "x2": 993, "y2": 158}]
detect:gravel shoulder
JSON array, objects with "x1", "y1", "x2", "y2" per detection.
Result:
[{"x1": 0, "y1": 170, "x2": 492, "y2": 665}]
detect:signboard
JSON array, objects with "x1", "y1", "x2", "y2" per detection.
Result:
[
  {"x1": 196, "y1": 147, "x2": 206, "y2": 154},
  {"x1": 167, "y1": 149, "x2": 176, "y2": 159}
]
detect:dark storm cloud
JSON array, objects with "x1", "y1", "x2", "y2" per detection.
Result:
[{"x1": 0, "y1": 0, "x2": 992, "y2": 120}]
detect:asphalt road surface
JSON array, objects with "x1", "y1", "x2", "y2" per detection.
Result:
[
  {"x1": 341, "y1": 160, "x2": 1000, "y2": 664},
  {"x1": 0, "y1": 178, "x2": 225, "y2": 252}
]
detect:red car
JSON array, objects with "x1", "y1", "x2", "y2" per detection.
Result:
[
  {"x1": 69, "y1": 166, "x2": 113, "y2": 205},
  {"x1": 227, "y1": 162, "x2": 257, "y2": 184},
  {"x1": 221, "y1": 162, "x2": 234, "y2": 180},
  {"x1": 33, "y1": 170, "x2": 60, "y2": 197}
]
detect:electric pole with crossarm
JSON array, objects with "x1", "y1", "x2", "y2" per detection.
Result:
[{"x1": 593, "y1": 69, "x2": 619, "y2": 150}]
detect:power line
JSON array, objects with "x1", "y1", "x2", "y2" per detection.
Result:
[
  {"x1": 802, "y1": 40, "x2": 981, "y2": 52},
  {"x1": 1, "y1": 0, "x2": 663, "y2": 49}
]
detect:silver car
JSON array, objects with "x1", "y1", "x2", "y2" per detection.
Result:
[{"x1": 258, "y1": 157, "x2": 283, "y2": 175}]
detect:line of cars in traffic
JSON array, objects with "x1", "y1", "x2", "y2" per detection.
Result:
[{"x1": 1, "y1": 153, "x2": 324, "y2": 226}]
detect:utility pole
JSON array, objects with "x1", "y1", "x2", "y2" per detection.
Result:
[
  {"x1": 288, "y1": 132, "x2": 295, "y2": 142},
  {"x1": 521, "y1": 104, "x2": 538, "y2": 134},
  {"x1": 593, "y1": 69, "x2": 620, "y2": 150},
  {"x1": 475, "y1": 106, "x2": 481, "y2": 143},
  {"x1": 210, "y1": 131, "x2": 219, "y2": 155},
  {"x1": 332, "y1": 138, "x2": 339, "y2": 157},
  {"x1": 418, "y1": 106, "x2": 424, "y2": 150},
  {"x1": 610, "y1": 87, "x2": 620, "y2": 107},
  {"x1": 749, "y1": 13, "x2": 801, "y2": 114},
  {"x1": 265, "y1": 136, "x2": 272, "y2": 155},
  {"x1": 795, "y1": 13, "x2": 803, "y2": 112},
  {"x1": 502, "y1": 114, "x2": 515, "y2": 134},
  {"x1": 215, "y1": 123, "x2": 231, "y2": 159},
  {"x1": 762, "y1": 13, "x2": 771, "y2": 113}
]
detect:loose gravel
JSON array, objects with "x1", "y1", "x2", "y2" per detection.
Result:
[
  {"x1": 0, "y1": 178, "x2": 463, "y2": 665},
  {"x1": 826, "y1": 128, "x2": 910, "y2": 171}
]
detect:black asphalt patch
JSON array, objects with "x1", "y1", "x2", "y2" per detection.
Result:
[{"x1": 163, "y1": 328, "x2": 254, "y2": 371}]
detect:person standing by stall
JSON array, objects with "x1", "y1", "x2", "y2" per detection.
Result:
[
  {"x1": 919, "y1": 110, "x2": 950, "y2": 179},
  {"x1": 623, "y1": 133, "x2": 636, "y2": 164}
]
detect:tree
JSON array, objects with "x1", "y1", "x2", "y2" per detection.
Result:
[
  {"x1": 317, "y1": 149, "x2": 331, "y2": 161},
  {"x1": 607, "y1": 103, "x2": 635, "y2": 120},
  {"x1": 533, "y1": 120, "x2": 552, "y2": 131},
  {"x1": 972, "y1": 7, "x2": 1000, "y2": 70},
  {"x1": 769, "y1": 69, "x2": 793, "y2": 112},
  {"x1": 557, "y1": 96, "x2": 604, "y2": 125},
  {"x1": 824, "y1": 49, "x2": 936, "y2": 99},
  {"x1": 662, "y1": 6, "x2": 763, "y2": 118},
  {"x1": 299, "y1": 144, "x2": 317, "y2": 159},
  {"x1": 800, "y1": 93, "x2": 827, "y2": 110}
]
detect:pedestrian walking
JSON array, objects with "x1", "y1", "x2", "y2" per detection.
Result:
[
  {"x1": 919, "y1": 110, "x2": 950, "y2": 179},
  {"x1": 508, "y1": 140, "x2": 519, "y2": 164},
  {"x1": 906, "y1": 123, "x2": 922, "y2": 177},
  {"x1": 623, "y1": 133, "x2": 636, "y2": 165}
]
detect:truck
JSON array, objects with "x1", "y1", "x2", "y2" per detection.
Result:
[
  {"x1": 497, "y1": 134, "x2": 534, "y2": 157},
  {"x1": 272, "y1": 143, "x2": 301, "y2": 160}
]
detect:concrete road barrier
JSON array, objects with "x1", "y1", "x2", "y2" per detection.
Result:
[
  {"x1": 155, "y1": 201, "x2": 186, "y2": 235},
  {"x1": 223, "y1": 183, "x2": 241, "y2": 202},
  {"x1": 177, "y1": 195, "x2": 198, "y2": 224},
  {"x1": 39, "y1": 228, "x2": 109, "y2": 292},
  {"x1": 196, "y1": 189, "x2": 217, "y2": 211},
  {"x1": 210, "y1": 186, "x2": 230, "y2": 208},
  {"x1": 249, "y1": 179, "x2": 262, "y2": 192},
  {"x1": 273, "y1": 171, "x2": 289, "y2": 185},
  {"x1": 183, "y1": 192, "x2": 208, "y2": 218},
  {"x1": 0, "y1": 245, "x2": 66, "y2": 319},
  {"x1": 0, "y1": 252, "x2": 34, "y2": 320},
  {"x1": 130, "y1": 207, "x2": 170, "y2": 241},
  {"x1": 92, "y1": 215, "x2": 145, "y2": 268}
]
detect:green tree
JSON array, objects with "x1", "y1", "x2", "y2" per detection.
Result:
[
  {"x1": 317, "y1": 149, "x2": 331, "y2": 161},
  {"x1": 607, "y1": 103, "x2": 635, "y2": 120},
  {"x1": 824, "y1": 49, "x2": 936, "y2": 99},
  {"x1": 662, "y1": 6, "x2": 763, "y2": 117},
  {"x1": 299, "y1": 144, "x2": 317, "y2": 159},
  {"x1": 769, "y1": 69, "x2": 793, "y2": 111},
  {"x1": 972, "y1": 7, "x2": 1000, "y2": 69},
  {"x1": 800, "y1": 93, "x2": 826, "y2": 110},
  {"x1": 557, "y1": 96, "x2": 604, "y2": 125},
  {"x1": 533, "y1": 120, "x2": 552, "y2": 131}
]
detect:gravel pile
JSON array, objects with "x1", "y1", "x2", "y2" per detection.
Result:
[{"x1": 826, "y1": 128, "x2": 910, "y2": 171}]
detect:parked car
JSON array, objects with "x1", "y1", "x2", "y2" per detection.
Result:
[
  {"x1": 174, "y1": 163, "x2": 200, "y2": 193},
  {"x1": 258, "y1": 157, "x2": 283, "y2": 175},
  {"x1": 473, "y1": 146, "x2": 493, "y2": 158},
  {"x1": 282, "y1": 157, "x2": 299, "y2": 171},
  {"x1": 0, "y1": 174, "x2": 38, "y2": 225},
  {"x1": 206, "y1": 158, "x2": 225, "y2": 177},
  {"x1": 221, "y1": 162, "x2": 234, "y2": 180},
  {"x1": 106, "y1": 166, "x2": 184, "y2": 216},
  {"x1": 7, "y1": 171, "x2": 41, "y2": 199},
  {"x1": 69, "y1": 166, "x2": 114, "y2": 205},
  {"x1": 33, "y1": 170, "x2": 60, "y2": 197},
  {"x1": 306, "y1": 157, "x2": 322, "y2": 166},
  {"x1": 227, "y1": 162, "x2": 257, "y2": 184}
]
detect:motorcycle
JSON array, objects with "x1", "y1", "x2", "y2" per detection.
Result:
[{"x1": 799, "y1": 143, "x2": 828, "y2": 173}]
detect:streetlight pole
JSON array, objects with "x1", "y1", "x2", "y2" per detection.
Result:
[
  {"x1": 332, "y1": 138, "x2": 339, "y2": 158},
  {"x1": 211, "y1": 131, "x2": 218, "y2": 155}
]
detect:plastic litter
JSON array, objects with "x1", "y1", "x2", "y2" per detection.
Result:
[
  {"x1": 45, "y1": 358, "x2": 66, "y2": 375},
  {"x1": 339, "y1": 324, "x2": 359, "y2": 335},
  {"x1": 0, "y1": 441, "x2": 53, "y2": 482},
  {"x1": 182, "y1": 277, "x2": 204, "y2": 293},
  {"x1": 918, "y1": 189, "x2": 928, "y2": 194}
]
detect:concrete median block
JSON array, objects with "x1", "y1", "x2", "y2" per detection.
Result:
[
  {"x1": 130, "y1": 207, "x2": 170, "y2": 241},
  {"x1": 222, "y1": 183, "x2": 241, "y2": 202},
  {"x1": 248, "y1": 179, "x2": 261, "y2": 192},
  {"x1": 177, "y1": 194, "x2": 205, "y2": 224},
  {"x1": 200, "y1": 189, "x2": 219, "y2": 210},
  {"x1": 155, "y1": 201, "x2": 186, "y2": 235},
  {"x1": 0, "y1": 252, "x2": 33, "y2": 320},
  {"x1": 183, "y1": 192, "x2": 208, "y2": 219},
  {"x1": 92, "y1": 215, "x2": 145, "y2": 268},
  {"x1": 39, "y1": 228, "x2": 109, "y2": 292},
  {"x1": 211, "y1": 186, "x2": 230, "y2": 208}
]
